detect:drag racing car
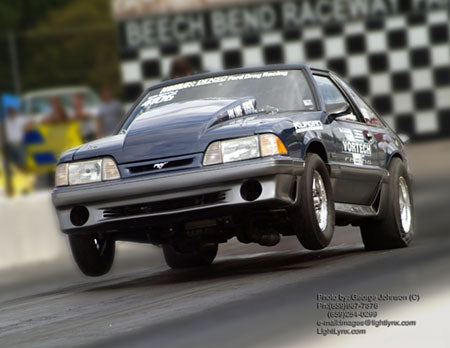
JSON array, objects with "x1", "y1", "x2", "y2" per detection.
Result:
[{"x1": 51, "y1": 65, "x2": 414, "y2": 276}]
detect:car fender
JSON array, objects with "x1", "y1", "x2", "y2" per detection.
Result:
[{"x1": 302, "y1": 137, "x2": 328, "y2": 162}]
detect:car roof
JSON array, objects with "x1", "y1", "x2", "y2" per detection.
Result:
[{"x1": 309, "y1": 66, "x2": 331, "y2": 74}]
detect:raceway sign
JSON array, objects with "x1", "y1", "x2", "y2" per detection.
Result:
[{"x1": 118, "y1": 0, "x2": 449, "y2": 49}]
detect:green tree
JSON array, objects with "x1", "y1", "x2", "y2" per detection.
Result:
[
  {"x1": 0, "y1": 0, "x2": 72, "y2": 93},
  {"x1": 0, "y1": 0, "x2": 72, "y2": 32},
  {"x1": 22, "y1": 0, "x2": 122, "y2": 96}
]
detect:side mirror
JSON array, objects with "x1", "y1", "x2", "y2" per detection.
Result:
[
  {"x1": 326, "y1": 102, "x2": 351, "y2": 119},
  {"x1": 398, "y1": 133, "x2": 410, "y2": 144}
]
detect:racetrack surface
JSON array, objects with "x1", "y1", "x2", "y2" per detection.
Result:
[{"x1": 0, "y1": 142, "x2": 449, "y2": 348}]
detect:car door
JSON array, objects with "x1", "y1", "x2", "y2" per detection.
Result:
[
  {"x1": 333, "y1": 75, "x2": 395, "y2": 170},
  {"x1": 313, "y1": 73, "x2": 383, "y2": 206}
]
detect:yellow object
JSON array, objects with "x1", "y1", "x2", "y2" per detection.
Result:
[
  {"x1": 0, "y1": 121, "x2": 82, "y2": 195},
  {"x1": 25, "y1": 121, "x2": 83, "y2": 174},
  {"x1": 0, "y1": 161, "x2": 36, "y2": 196}
]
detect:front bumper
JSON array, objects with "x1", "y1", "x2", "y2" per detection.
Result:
[{"x1": 52, "y1": 157, "x2": 304, "y2": 234}]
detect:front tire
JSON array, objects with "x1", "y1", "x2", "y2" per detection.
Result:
[
  {"x1": 290, "y1": 153, "x2": 335, "y2": 250},
  {"x1": 360, "y1": 157, "x2": 414, "y2": 250},
  {"x1": 162, "y1": 243, "x2": 218, "y2": 269},
  {"x1": 69, "y1": 235, "x2": 115, "y2": 276}
]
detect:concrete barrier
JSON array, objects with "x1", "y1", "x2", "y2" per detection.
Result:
[
  {"x1": 0, "y1": 191, "x2": 69, "y2": 270},
  {"x1": 0, "y1": 191, "x2": 156, "y2": 271}
]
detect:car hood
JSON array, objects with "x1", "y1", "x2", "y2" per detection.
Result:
[{"x1": 71, "y1": 97, "x2": 307, "y2": 164}]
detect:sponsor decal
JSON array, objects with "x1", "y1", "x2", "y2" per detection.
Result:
[
  {"x1": 342, "y1": 140, "x2": 372, "y2": 156},
  {"x1": 141, "y1": 91, "x2": 178, "y2": 109},
  {"x1": 227, "y1": 99, "x2": 257, "y2": 119},
  {"x1": 339, "y1": 127, "x2": 355, "y2": 141},
  {"x1": 352, "y1": 129, "x2": 365, "y2": 142},
  {"x1": 294, "y1": 120, "x2": 323, "y2": 133},
  {"x1": 160, "y1": 71, "x2": 289, "y2": 93},
  {"x1": 352, "y1": 153, "x2": 363, "y2": 166},
  {"x1": 339, "y1": 128, "x2": 366, "y2": 142},
  {"x1": 303, "y1": 99, "x2": 313, "y2": 107}
]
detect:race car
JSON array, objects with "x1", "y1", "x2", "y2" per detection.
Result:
[{"x1": 51, "y1": 65, "x2": 414, "y2": 276}]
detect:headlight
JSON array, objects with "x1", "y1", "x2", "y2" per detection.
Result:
[
  {"x1": 222, "y1": 136, "x2": 260, "y2": 163},
  {"x1": 68, "y1": 159, "x2": 102, "y2": 185},
  {"x1": 55, "y1": 157, "x2": 120, "y2": 187},
  {"x1": 203, "y1": 134, "x2": 287, "y2": 166}
]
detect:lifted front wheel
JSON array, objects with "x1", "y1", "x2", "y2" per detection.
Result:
[{"x1": 69, "y1": 234, "x2": 115, "y2": 277}]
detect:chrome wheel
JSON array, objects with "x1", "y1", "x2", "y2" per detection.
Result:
[
  {"x1": 312, "y1": 170, "x2": 328, "y2": 231},
  {"x1": 399, "y1": 176, "x2": 412, "y2": 233}
]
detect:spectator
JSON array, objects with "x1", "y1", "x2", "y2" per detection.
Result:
[
  {"x1": 170, "y1": 56, "x2": 194, "y2": 79},
  {"x1": 42, "y1": 96, "x2": 68, "y2": 124},
  {"x1": 36, "y1": 96, "x2": 70, "y2": 186},
  {"x1": 4, "y1": 107, "x2": 27, "y2": 170},
  {"x1": 71, "y1": 93, "x2": 95, "y2": 142},
  {"x1": 72, "y1": 93, "x2": 90, "y2": 120},
  {"x1": 98, "y1": 87, "x2": 123, "y2": 138}
]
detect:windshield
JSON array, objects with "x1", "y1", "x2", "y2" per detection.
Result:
[{"x1": 122, "y1": 69, "x2": 316, "y2": 131}]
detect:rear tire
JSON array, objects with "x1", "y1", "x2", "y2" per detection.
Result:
[
  {"x1": 162, "y1": 243, "x2": 218, "y2": 269},
  {"x1": 360, "y1": 157, "x2": 414, "y2": 250},
  {"x1": 290, "y1": 153, "x2": 335, "y2": 250},
  {"x1": 69, "y1": 235, "x2": 115, "y2": 277}
]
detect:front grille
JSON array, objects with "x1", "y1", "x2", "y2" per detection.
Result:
[
  {"x1": 121, "y1": 155, "x2": 200, "y2": 178},
  {"x1": 127, "y1": 158, "x2": 193, "y2": 174},
  {"x1": 102, "y1": 191, "x2": 227, "y2": 219}
]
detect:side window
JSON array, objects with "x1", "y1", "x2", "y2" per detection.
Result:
[
  {"x1": 353, "y1": 94, "x2": 384, "y2": 127},
  {"x1": 334, "y1": 76, "x2": 384, "y2": 128},
  {"x1": 314, "y1": 75, "x2": 356, "y2": 122},
  {"x1": 314, "y1": 75, "x2": 347, "y2": 105}
]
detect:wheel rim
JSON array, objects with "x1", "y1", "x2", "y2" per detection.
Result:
[
  {"x1": 312, "y1": 170, "x2": 328, "y2": 231},
  {"x1": 398, "y1": 176, "x2": 412, "y2": 233}
]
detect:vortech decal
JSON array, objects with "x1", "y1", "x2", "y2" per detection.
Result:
[
  {"x1": 342, "y1": 141, "x2": 372, "y2": 155},
  {"x1": 339, "y1": 128, "x2": 355, "y2": 141},
  {"x1": 352, "y1": 153, "x2": 363, "y2": 166},
  {"x1": 352, "y1": 129, "x2": 365, "y2": 142},
  {"x1": 294, "y1": 120, "x2": 323, "y2": 133}
]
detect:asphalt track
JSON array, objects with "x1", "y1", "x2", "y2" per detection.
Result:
[{"x1": 0, "y1": 158, "x2": 449, "y2": 347}]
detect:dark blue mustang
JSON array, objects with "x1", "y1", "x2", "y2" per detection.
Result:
[{"x1": 52, "y1": 64, "x2": 414, "y2": 276}]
